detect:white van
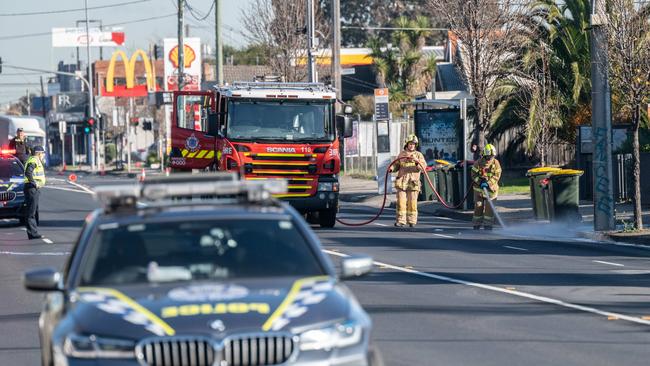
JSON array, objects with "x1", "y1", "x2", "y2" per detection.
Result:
[{"x1": 0, "y1": 115, "x2": 47, "y2": 150}]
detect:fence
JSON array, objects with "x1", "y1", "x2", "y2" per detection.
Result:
[{"x1": 342, "y1": 118, "x2": 576, "y2": 176}]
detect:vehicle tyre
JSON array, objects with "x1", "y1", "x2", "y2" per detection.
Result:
[
  {"x1": 305, "y1": 212, "x2": 319, "y2": 225},
  {"x1": 318, "y1": 208, "x2": 336, "y2": 228},
  {"x1": 367, "y1": 345, "x2": 384, "y2": 366}
]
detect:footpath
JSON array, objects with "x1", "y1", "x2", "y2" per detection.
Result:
[{"x1": 339, "y1": 175, "x2": 650, "y2": 246}]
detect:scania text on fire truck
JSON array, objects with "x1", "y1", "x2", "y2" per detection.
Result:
[{"x1": 168, "y1": 82, "x2": 353, "y2": 228}]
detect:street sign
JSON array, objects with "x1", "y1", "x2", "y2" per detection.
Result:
[
  {"x1": 341, "y1": 67, "x2": 355, "y2": 75},
  {"x1": 52, "y1": 27, "x2": 125, "y2": 47},
  {"x1": 374, "y1": 88, "x2": 390, "y2": 121},
  {"x1": 58, "y1": 121, "x2": 67, "y2": 134}
]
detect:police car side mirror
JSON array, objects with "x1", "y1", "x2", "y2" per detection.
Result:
[
  {"x1": 336, "y1": 115, "x2": 353, "y2": 139},
  {"x1": 23, "y1": 267, "x2": 63, "y2": 292},
  {"x1": 340, "y1": 255, "x2": 373, "y2": 279}
]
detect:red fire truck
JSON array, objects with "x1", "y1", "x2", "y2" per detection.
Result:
[{"x1": 169, "y1": 82, "x2": 353, "y2": 227}]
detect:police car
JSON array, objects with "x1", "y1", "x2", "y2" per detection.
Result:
[
  {"x1": 0, "y1": 148, "x2": 29, "y2": 224},
  {"x1": 24, "y1": 173, "x2": 382, "y2": 366}
]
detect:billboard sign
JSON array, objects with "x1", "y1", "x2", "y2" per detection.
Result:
[
  {"x1": 374, "y1": 88, "x2": 389, "y2": 120},
  {"x1": 344, "y1": 119, "x2": 359, "y2": 156},
  {"x1": 163, "y1": 38, "x2": 201, "y2": 91},
  {"x1": 102, "y1": 49, "x2": 156, "y2": 97},
  {"x1": 414, "y1": 109, "x2": 461, "y2": 164},
  {"x1": 52, "y1": 27, "x2": 125, "y2": 47},
  {"x1": 51, "y1": 93, "x2": 88, "y2": 122}
]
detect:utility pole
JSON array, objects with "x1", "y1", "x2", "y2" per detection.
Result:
[
  {"x1": 590, "y1": 0, "x2": 615, "y2": 231},
  {"x1": 177, "y1": 0, "x2": 186, "y2": 91},
  {"x1": 215, "y1": 0, "x2": 223, "y2": 85},
  {"x1": 26, "y1": 89, "x2": 31, "y2": 115},
  {"x1": 306, "y1": 0, "x2": 317, "y2": 83},
  {"x1": 84, "y1": 0, "x2": 96, "y2": 171},
  {"x1": 39, "y1": 76, "x2": 49, "y2": 153},
  {"x1": 331, "y1": 0, "x2": 341, "y2": 101}
]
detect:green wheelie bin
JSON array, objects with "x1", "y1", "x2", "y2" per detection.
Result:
[
  {"x1": 526, "y1": 167, "x2": 561, "y2": 220},
  {"x1": 545, "y1": 169, "x2": 584, "y2": 222},
  {"x1": 434, "y1": 160, "x2": 450, "y2": 203},
  {"x1": 419, "y1": 168, "x2": 438, "y2": 201}
]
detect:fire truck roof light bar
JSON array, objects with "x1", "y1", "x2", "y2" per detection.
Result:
[
  {"x1": 93, "y1": 173, "x2": 288, "y2": 210},
  {"x1": 227, "y1": 81, "x2": 335, "y2": 92}
]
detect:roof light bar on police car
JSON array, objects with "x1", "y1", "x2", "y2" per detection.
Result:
[{"x1": 93, "y1": 176, "x2": 288, "y2": 209}]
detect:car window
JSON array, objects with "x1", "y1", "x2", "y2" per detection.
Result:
[
  {"x1": 0, "y1": 159, "x2": 23, "y2": 179},
  {"x1": 79, "y1": 218, "x2": 324, "y2": 286}
]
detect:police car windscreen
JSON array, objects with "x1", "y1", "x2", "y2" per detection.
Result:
[
  {"x1": 79, "y1": 218, "x2": 325, "y2": 286},
  {"x1": 226, "y1": 100, "x2": 334, "y2": 141},
  {"x1": 0, "y1": 159, "x2": 23, "y2": 179}
]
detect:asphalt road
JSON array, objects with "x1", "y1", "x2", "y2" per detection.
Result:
[{"x1": 2, "y1": 173, "x2": 650, "y2": 365}]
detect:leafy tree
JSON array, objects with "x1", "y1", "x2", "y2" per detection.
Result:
[{"x1": 367, "y1": 16, "x2": 437, "y2": 109}]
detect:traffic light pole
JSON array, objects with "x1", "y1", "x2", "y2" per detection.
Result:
[
  {"x1": 84, "y1": 0, "x2": 97, "y2": 172},
  {"x1": 177, "y1": 0, "x2": 185, "y2": 91}
]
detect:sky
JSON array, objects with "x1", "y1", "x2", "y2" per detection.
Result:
[{"x1": 0, "y1": 0, "x2": 252, "y2": 105}]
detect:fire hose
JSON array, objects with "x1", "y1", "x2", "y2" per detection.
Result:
[{"x1": 335, "y1": 157, "x2": 473, "y2": 227}]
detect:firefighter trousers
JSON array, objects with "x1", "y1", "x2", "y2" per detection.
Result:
[
  {"x1": 473, "y1": 191, "x2": 496, "y2": 227},
  {"x1": 396, "y1": 189, "x2": 419, "y2": 225}
]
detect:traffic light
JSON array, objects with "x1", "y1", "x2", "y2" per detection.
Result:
[
  {"x1": 130, "y1": 117, "x2": 140, "y2": 127},
  {"x1": 83, "y1": 117, "x2": 96, "y2": 134}
]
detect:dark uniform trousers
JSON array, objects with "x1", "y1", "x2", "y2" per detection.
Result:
[{"x1": 24, "y1": 183, "x2": 40, "y2": 237}]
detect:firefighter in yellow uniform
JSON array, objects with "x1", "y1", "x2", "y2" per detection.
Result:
[
  {"x1": 471, "y1": 144, "x2": 501, "y2": 230},
  {"x1": 393, "y1": 134, "x2": 426, "y2": 227}
]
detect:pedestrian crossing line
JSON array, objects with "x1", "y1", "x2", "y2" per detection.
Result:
[
  {"x1": 503, "y1": 245, "x2": 528, "y2": 251},
  {"x1": 42, "y1": 238, "x2": 54, "y2": 244},
  {"x1": 433, "y1": 233, "x2": 454, "y2": 239},
  {"x1": 593, "y1": 260, "x2": 624, "y2": 267},
  {"x1": 322, "y1": 248, "x2": 650, "y2": 327}
]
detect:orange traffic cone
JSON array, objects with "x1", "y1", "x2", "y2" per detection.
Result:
[
  {"x1": 58, "y1": 163, "x2": 67, "y2": 176},
  {"x1": 139, "y1": 168, "x2": 146, "y2": 182}
]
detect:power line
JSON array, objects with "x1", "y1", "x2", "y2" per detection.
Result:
[
  {"x1": 342, "y1": 26, "x2": 448, "y2": 31},
  {"x1": 0, "y1": 0, "x2": 151, "y2": 16},
  {"x1": 0, "y1": 13, "x2": 176, "y2": 41},
  {"x1": 186, "y1": 0, "x2": 216, "y2": 21}
]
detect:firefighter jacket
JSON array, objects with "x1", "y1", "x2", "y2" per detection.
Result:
[
  {"x1": 471, "y1": 157, "x2": 502, "y2": 199},
  {"x1": 393, "y1": 150, "x2": 426, "y2": 192}
]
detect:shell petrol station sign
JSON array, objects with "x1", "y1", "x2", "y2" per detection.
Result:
[{"x1": 163, "y1": 38, "x2": 201, "y2": 91}]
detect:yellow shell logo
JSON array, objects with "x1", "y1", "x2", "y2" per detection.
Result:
[{"x1": 169, "y1": 44, "x2": 196, "y2": 68}]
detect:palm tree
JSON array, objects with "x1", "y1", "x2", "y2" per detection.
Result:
[{"x1": 367, "y1": 16, "x2": 437, "y2": 108}]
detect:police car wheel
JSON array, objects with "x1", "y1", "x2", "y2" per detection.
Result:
[
  {"x1": 367, "y1": 345, "x2": 384, "y2": 366},
  {"x1": 318, "y1": 208, "x2": 337, "y2": 228}
]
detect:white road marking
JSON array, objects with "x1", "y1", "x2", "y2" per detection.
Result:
[
  {"x1": 322, "y1": 249, "x2": 650, "y2": 327},
  {"x1": 593, "y1": 260, "x2": 625, "y2": 267},
  {"x1": 0, "y1": 251, "x2": 69, "y2": 256},
  {"x1": 374, "y1": 223, "x2": 388, "y2": 227},
  {"x1": 42, "y1": 238, "x2": 54, "y2": 244},
  {"x1": 433, "y1": 233, "x2": 454, "y2": 239},
  {"x1": 503, "y1": 245, "x2": 529, "y2": 251},
  {"x1": 44, "y1": 186, "x2": 91, "y2": 194},
  {"x1": 434, "y1": 228, "x2": 443, "y2": 232},
  {"x1": 66, "y1": 180, "x2": 94, "y2": 194}
]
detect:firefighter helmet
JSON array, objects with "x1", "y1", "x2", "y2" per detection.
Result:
[
  {"x1": 404, "y1": 134, "x2": 419, "y2": 148},
  {"x1": 483, "y1": 144, "x2": 496, "y2": 157}
]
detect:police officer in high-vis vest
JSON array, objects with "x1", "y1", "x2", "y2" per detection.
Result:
[
  {"x1": 24, "y1": 146, "x2": 46, "y2": 239},
  {"x1": 393, "y1": 134, "x2": 427, "y2": 227},
  {"x1": 471, "y1": 144, "x2": 502, "y2": 230}
]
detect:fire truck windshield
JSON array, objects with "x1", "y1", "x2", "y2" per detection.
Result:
[{"x1": 226, "y1": 100, "x2": 334, "y2": 142}]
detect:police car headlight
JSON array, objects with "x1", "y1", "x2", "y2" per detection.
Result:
[
  {"x1": 63, "y1": 334, "x2": 135, "y2": 359},
  {"x1": 317, "y1": 182, "x2": 339, "y2": 192},
  {"x1": 299, "y1": 320, "x2": 362, "y2": 351}
]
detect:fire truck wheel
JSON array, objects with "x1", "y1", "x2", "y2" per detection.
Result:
[
  {"x1": 305, "y1": 212, "x2": 319, "y2": 225},
  {"x1": 318, "y1": 208, "x2": 337, "y2": 228}
]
